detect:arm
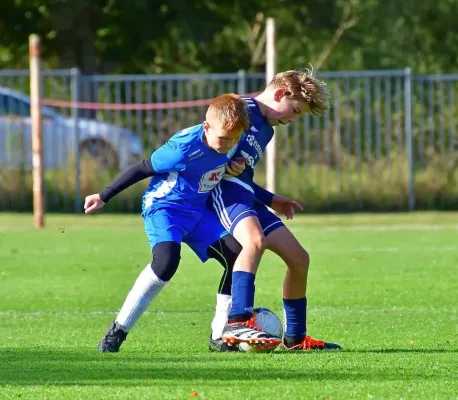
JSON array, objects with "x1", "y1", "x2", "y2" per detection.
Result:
[
  {"x1": 99, "y1": 159, "x2": 155, "y2": 203},
  {"x1": 252, "y1": 182, "x2": 274, "y2": 207},
  {"x1": 84, "y1": 138, "x2": 186, "y2": 214},
  {"x1": 84, "y1": 159, "x2": 155, "y2": 214},
  {"x1": 253, "y1": 183, "x2": 304, "y2": 220}
]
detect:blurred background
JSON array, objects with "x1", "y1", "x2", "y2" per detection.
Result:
[{"x1": 0, "y1": 0, "x2": 457, "y2": 214}]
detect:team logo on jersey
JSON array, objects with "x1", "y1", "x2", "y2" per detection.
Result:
[
  {"x1": 246, "y1": 134, "x2": 263, "y2": 158},
  {"x1": 188, "y1": 149, "x2": 204, "y2": 161},
  {"x1": 198, "y1": 164, "x2": 226, "y2": 193}
]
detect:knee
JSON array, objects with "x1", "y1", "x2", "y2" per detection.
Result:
[
  {"x1": 151, "y1": 241, "x2": 181, "y2": 281},
  {"x1": 246, "y1": 232, "x2": 267, "y2": 254},
  {"x1": 287, "y1": 248, "x2": 310, "y2": 276}
]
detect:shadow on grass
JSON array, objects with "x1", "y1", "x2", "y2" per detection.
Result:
[
  {"x1": 343, "y1": 349, "x2": 458, "y2": 354},
  {"x1": 0, "y1": 347, "x2": 456, "y2": 387}
]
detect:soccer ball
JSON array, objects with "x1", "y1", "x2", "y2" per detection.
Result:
[{"x1": 239, "y1": 307, "x2": 283, "y2": 353}]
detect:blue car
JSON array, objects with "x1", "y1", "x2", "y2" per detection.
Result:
[{"x1": 0, "y1": 86, "x2": 143, "y2": 170}]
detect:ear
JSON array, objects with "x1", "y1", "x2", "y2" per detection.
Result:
[
  {"x1": 273, "y1": 88, "x2": 286, "y2": 102},
  {"x1": 203, "y1": 120, "x2": 210, "y2": 134}
]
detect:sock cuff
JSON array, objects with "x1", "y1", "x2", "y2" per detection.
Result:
[
  {"x1": 233, "y1": 270, "x2": 256, "y2": 282},
  {"x1": 216, "y1": 293, "x2": 232, "y2": 303},
  {"x1": 283, "y1": 297, "x2": 307, "y2": 306},
  {"x1": 215, "y1": 293, "x2": 232, "y2": 311},
  {"x1": 144, "y1": 264, "x2": 168, "y2": 286}
]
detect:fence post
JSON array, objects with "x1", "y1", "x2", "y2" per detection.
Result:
[
  {"x1": 404, "y1": 67, "x2": 415, "y2": 211},
  {"x1": 71, "y1": 68, "x2": 81, "y2": 212},
  {"x1": 265, "y1": 18, "x2": 276, "y2": 194},
  {"x1": 29, "y1": 34, "x2": 44, "y2": 228},
  {"x1": 237, "y1": 69, "x2": 246, "y2": 95}
]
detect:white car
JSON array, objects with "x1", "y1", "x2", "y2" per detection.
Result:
[{"x1": 0, "y1": 86, "x2": 143, "y2": 170}]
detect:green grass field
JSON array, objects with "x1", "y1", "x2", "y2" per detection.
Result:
[{"x1": 0, "y1": 212, "x2": 457, "y2": 399}]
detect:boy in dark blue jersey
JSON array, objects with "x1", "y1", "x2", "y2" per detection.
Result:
[
  {"x1": 209, "y1": 70, "x2": 342, "y2": 351},
  {"x1": 83, "y1": 93, "x2": 279, "y2": 352}
]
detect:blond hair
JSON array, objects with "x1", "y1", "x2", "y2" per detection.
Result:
[
  {"x1": 207, "y1": 93, "x2": 250, "y2": 133},
  {"x1": 267, "y1": 68, "x2": 330, "y2": 116}
]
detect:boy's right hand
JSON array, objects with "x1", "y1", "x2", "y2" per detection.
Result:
[{"x1": 84, "y1": 194, "x2": 106, "y2": 214}]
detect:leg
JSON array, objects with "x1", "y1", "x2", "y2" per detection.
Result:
[
  {"x1": 206, "y1": 234, "x2": 241, "y2": 351},
  {"x1": 193, "y1": 203, "x2": 280, "y2": 348},
  {"x1": 265, "y1": 226, "x2": 310, "y2": 300},
  {"x1": 98, "y1": 241, "x2": 181, "y2": 353},
  {"x1": 254, "y1": 202, "x2": 341, "y2": 350},
  {"x1": 228, "y1": 215, "x2": 266, "y2": 321},
  {"x1": 214, "y1": 184, "x2": 266, "y2": 320},
  {"x1": 99, "y1": 208, "x2": 190, "y2": 353},
  {"x1": 115, "y1": 241, "x2": 181, "y2": 330},
  {"x1": 265, "y1": 226, "x2": 309, "y2": 345},
  {"x1": 266, "y1": 225, "x2": 341, "y2": 350},
  {"x1": 184, "y1": 211, "x2": 238, "y2": 345}
]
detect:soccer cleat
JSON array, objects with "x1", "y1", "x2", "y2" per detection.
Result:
[
  {"x1": 221, "y1": 318, "x2": 282, "y2": 348},
  {"x1": 282, "y1": 335, "x2": 342, "y2": 351},
  {"x1": 98, "y1": 321, "x2": 128, "y2": 353},
  {"x1": 208, "y1": 334, "x2": 239, "y2": 352}
]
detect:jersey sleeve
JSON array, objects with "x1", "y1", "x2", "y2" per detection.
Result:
[
  {"x1": 252, "y1": 182, "x2": 274, "y2": 206},
  {"x1": 150, "y1": 137, "x2": 187, "y2": 173}
]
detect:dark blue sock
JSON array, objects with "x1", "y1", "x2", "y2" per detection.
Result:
[
  {"x1": 228, "y1": 271, "x2": 255, "y2": 320},
  {"x1": 283, "y1": 297, "x2": 307, "y2": 339}
]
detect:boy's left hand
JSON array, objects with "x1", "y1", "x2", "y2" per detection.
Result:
[{"x1": 270, "y1": 195, "x2": 303, "y2": 220}]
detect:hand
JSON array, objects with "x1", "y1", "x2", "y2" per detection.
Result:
[
  {"x1": 84, "y1": 193, "x2": 106, "y2": 214},
  {"x1": 270, "y1": 195, "x2": 303, "y2": 220},
  {"x1": 225, "y1": 157, "x2": 246, "y2": 177}
]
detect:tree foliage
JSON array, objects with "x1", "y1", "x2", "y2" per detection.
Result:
[{"x1": 0, "y1": 0, "x2": 457, "y2": 73}]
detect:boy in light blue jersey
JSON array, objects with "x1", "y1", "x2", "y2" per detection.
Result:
[
  {"x1": 83, "y1": 93, "x2": 277, "y2": 353},
  {"x1": 209, "y1": 70, "x2": 342, "y2": 351}
]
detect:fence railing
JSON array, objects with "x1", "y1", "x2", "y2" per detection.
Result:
[{"x1": 0, "y1": 69, "x2": 457, "y2": 213}]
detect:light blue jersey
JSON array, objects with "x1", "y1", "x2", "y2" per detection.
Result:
[
  {"x1": 141, "y1": 123, "x2": 237, "y2": 261},
  {"x1": 141, "y1": 124, "x2": 237, "y2": 214}
]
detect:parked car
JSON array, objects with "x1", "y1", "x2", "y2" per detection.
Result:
[{"x1": 0, "y1": 86, "x2": 143, "y2": 170}]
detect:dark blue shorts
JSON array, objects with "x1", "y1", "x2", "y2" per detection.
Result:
[{"x1": 209, "y1": 179, "x2": 284, "y2": 236}]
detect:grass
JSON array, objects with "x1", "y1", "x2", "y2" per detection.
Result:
[{"x1": 0, "y1": 212, "x2": 457, "y2": 399}]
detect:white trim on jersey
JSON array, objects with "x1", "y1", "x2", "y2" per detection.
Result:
[
  {"x1": 242, "y1": 97, "x2": 257, "y2": 108},
  {"x1": 222, "y1": 176, "x2": 254, "y2": 194},
  {"x1": 143, "y1": 171, "x2": 178, "y2": 209}
]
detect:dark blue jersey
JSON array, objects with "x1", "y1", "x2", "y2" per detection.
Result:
[{"x1": 223, "y1": 97, "x2": 273, "y2": 192}]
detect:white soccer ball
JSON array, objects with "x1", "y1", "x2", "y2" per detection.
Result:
[{"x1": 239, "y1": 307, "x2": 283, "y2": 353}]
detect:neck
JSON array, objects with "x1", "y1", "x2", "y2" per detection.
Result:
[{"x1": 254, "y1": 92, "x2": 270, "y2": 117}]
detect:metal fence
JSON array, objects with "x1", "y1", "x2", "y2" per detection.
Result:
[{"x1": 0, "y1": 68, "x2": 457, "y2": 213}]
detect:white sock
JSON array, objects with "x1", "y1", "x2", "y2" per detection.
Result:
[
  {"x1": 115, "y1": 264, "x2": 167, "y2": 332},
  {"x1": 211, "y1": 293, "x2": 232, "y2": 340}
]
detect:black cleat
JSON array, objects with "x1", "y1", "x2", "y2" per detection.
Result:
[
  {"x1": 98, "y1": 321, "x2": 128, "y2": 353},
  {"x1": 208, "y1": 334, "x2": 239, "y2": 352}
]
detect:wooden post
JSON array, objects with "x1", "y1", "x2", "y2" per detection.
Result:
[
  {"x1": 265, "y1": 18, "x2": 276, "y2": 194},
  {"x1": 29, "y1": 34, "x2": 44, "y2": 228}
]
